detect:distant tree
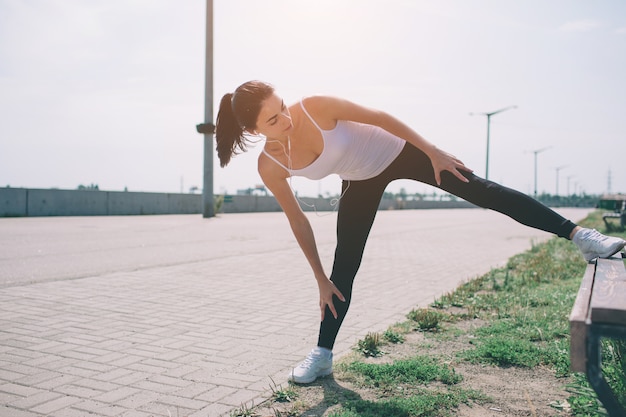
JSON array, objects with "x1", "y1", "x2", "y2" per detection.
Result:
[
  {"x1": 77, "y1": 184, "x2": 99, "y2": 190},
  {"x1": 397, "y1": 188, "x2": 407, "y2": 201}
]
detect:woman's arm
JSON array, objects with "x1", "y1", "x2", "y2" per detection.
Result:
[
  {"x1": 304, "y1": 96, "x2": 473, "y2": 185},
  {"x1": 258, "y1": 157, "x2": 345, "y2": 320}
]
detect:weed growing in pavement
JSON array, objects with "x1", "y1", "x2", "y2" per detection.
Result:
[
  {"x1": 229, "y1": 401, "x2": 259, "y2": 417},
  {"x1": 407, "y1": 307, "x2": 448, "y2": 331},
  {"x1": 383, "y1": 328, "x2": 405, "y2": 344},
  {"x1": 354, "y1": 327, "x2": 407, "y2": 358},
  {"x1": 355, "y1": 332, "x2": 384, "y2": 357},
  {"x1": 268, "y1": 378, "x2": 299, "y2": 403}
]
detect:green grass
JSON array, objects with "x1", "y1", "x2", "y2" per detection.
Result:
[
  {"x1": 406, "y1": 308, "x2": 449, "y2": 331},
  {"x1": 383, "y1": 328, "x2": 406, "y2": 344},
  {"x1": 269, "y1": 377, "x2": 299, "y2": 403},
  {"x1": 253, "y1": 210, "x2": 626, "y2": 417},
  {"x1": 327, "y1": 388, "x2": 486, "y2": 417},
  {"x1": 446, "y1": 211, "x2": 625, "y2": 415},
  {"x1": 355, "y1": 332, "x2": 385, "y2": 357},
  {"x1": 344, "y1": 356, "x2": 462, "y2": 388}
]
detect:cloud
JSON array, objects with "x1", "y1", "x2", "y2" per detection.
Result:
[
  {"x1": 615, "y1": 27, "x2": 626, "y2": 35},
  {"x1": 558, "y1": 19, "x2": 603, "y2": 32}
]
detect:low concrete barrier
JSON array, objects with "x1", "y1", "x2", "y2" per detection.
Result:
[
  {"x1": 1, "y1": 188, "x2": 202, "y2": 217},
  {"x1": 1, "y1": 188, "x2": 28, "y2": 217},
  {"x1": 27, "y1": 189, "x2": 110, "y2": 217},
  {"x1": 0, "y1": 188, "x2": 476, "y2": 217}
]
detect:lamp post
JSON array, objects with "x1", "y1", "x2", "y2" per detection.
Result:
[
  {"x1": 470, "y1": 105, "x2": 517, "y2": 181},
  {"x1": 567, "y1": 175, "x2": 575, "y2": 197},
  {"x1": 555, "y1": 165, "x2": 568, "y2": 196},
  {"x1": 529, "y1": 146, "x2": 551, "y2": 198},
  {"x1": 196, "y1": 0, "x2": 215, "y2": 218}
]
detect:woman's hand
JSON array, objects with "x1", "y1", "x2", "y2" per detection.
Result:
[
  {"x1": 428, "y1": 147, "x2": 473, "y2": 185},
  {"x1": 317, "y1": 277, "x2": 346, "y2": 321}
]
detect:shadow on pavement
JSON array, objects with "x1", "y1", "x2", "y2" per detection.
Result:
[{"x1": 295, "y1": 375, "x2": 410, "y2": 417}]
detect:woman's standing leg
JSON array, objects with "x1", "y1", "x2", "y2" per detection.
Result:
[
  {"x1": 289, "y1": 177, "x2": 388, "y2": 384},
  {"x1": 317, "y1": 177, "x2": 389, "y2": 349}
]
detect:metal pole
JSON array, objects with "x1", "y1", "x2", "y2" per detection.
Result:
[
  {"x1": 485, "y1": 115, "x2": 491, "y2": 181},
  {"x1": 555, "y1": 165, "x2": 567, "y2": 196},
  {"x1": 555, "y1": 169, "x2": 558, "y2": 196},
  {"x1": 470, "y1": 105, "x2": 516, "y2": 181},
  {"x1": 534, "y1": 152, "x2": 538, "y2": 198},
  {"x1": 201, "y1": 0, "x2": 214, "y2": 218},
  {"x1": 530, "y1": 147, "x2": 550, "y2": 198},
  {"x1": 567, "y1": 175, "x2": 574, "y2": 196}
]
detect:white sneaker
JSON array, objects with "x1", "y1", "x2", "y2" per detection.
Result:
[
  {"x1": 288, "y1": 347, "x2": 333, "y2": 384},
  {"x1": 573, "y1": 228, "x2": 626, "y2": 261}
]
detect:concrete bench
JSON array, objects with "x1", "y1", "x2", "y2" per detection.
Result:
[{"x1": 570, "y1": 253, "x2": 626, "y2": 416}]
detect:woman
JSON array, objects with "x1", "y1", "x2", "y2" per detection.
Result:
[{"x1": 216, "y1": 80, "x2": 625, "y2": 384}]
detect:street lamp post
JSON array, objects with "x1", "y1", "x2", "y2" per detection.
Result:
[
  {"x1": 530, "y1": 147, "x2": 551, "y2": 198},
  {"x1": 567, "y1": 175, "x2": 575, "y2": 197},
  {"x1": 470, "y1": 105, "x2": 517, "y2": 181},
  {"x1": 555, "y1": 165, "x2": 568, "y2": 196},
  {"x1": 196, "y1": 0, "x2": 215, "y2": 218}
]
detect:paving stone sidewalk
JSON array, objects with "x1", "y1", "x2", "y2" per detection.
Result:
[{"x1": 0, "y1": 208, "x2": 592, "y2": 416}]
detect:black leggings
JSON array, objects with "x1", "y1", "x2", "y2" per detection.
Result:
[{"x1": 317, "y1": 143, "x2": 577, "y2": 349}]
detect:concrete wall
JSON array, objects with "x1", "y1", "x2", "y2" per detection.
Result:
[
  {"x1": 0, "y1": 188, "x2": 202, "y2": 217},
  {"x1": 0, "y1": 188, "x2": 476, "y2": 217},
  {"x1": 1, "y1": 188, "x2": 28, "y2": 217}
]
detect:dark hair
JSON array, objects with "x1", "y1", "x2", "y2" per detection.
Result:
[{"x1": 215, "y1": 80, "x2": 274, "y2": 167}]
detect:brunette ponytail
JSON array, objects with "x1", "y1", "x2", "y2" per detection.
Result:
[
  {"x1": 216, "y1": 93, "x2": 244, "y2": 167},
  {"x1": 215, "y1": 81, "x2": 275, "y2": 167}
]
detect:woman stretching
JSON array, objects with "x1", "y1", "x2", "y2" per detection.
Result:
[{"x1": 215, "y1": 80, "x2": 625, "y2": 384}]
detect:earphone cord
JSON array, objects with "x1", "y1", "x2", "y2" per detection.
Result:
[{"x1": 266, "y1": 137, "x2": 350, "y2": 216}]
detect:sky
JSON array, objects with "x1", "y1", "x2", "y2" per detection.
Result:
[{"x1": 1, "y1": 0, "x2": 625, "y2": 198}]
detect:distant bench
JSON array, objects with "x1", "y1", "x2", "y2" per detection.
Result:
[
  {"x1": 570, "y1": 253, "x2": 626, "y2": 416},
  {"x1": 602, "y1": 199, "x2": 626, "y2": 230}
]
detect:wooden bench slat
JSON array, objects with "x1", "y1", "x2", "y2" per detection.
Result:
[
  {"x1": 590, "y1": 257, "x2": 626, "y2": 325},
  {"x1": 569, "y1": 262, "x2": 597, "y2": 372}
]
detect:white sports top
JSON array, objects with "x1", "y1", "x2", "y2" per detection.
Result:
[{"x1": 262, "y1": 100, "x2": 405, "y2": 181}]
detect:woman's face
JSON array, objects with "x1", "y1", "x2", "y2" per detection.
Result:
[{"x1": 253, "y1": 93, "x2": 293, "y2": 139}]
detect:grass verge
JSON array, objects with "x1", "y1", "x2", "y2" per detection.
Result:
[{"x1": 234, "y1": 210, "x2": 625, "y2": 417}]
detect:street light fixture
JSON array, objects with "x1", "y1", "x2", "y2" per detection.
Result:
[
  {"x1": 555, "y1": 165, "x2": 568, "y2": 196},
  {"x1": 567, "y1": 175, "x2": 575, "y2": 197},
  {"x1": 528, "y1": 146, "x2": 551, "y2": 198},
  {"x1": 470, "y1": 105, "x2": 517, "y2": 181}
]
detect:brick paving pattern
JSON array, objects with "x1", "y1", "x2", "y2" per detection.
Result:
[{"x1": 0, "y1": 208, "x2": 592, "y2": 416}]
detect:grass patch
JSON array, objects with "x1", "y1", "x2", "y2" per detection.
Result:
[
  {"x1": 345, "y1": 356, "x2": 462, "y2": 388},
  {"x1": 354, "y1": 329, "x2": 409, "y2": 357},
  {"x1": 328, "y1": 388, "x2": 486, "y2": 417},
  {"x1": 407, "y1": 308, "x2": 448, "y2": 331},
  {"x1": 355, "y1": 332, "x2": 385, "y2": 357},
  {"x1": 439, "y1": 233, "x2": 586, "y2": 377},
  {"x1": 383, "y1": 328, "x2": 406, "y2": 344},
  {"x1": 464, "y1": 335, "x2": 543, "y2": 368},
  {"x1": 269, "y1": 378, "x2": 299, "y2": 403}
]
